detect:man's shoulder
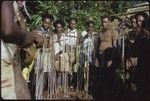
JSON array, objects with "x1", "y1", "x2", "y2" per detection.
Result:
[
  {"x1": 93, "y1": 31, "x2": 99, "y2": 36},
  {"x1": 35, "y1": 26, "x2": 43, "y2": 31},
  {"x1": 34, "y1": 27, "x2": 46, "y2": 34},
  {"x1": 111, "y1": 29, "x2": 118, "y2": 34},
  {"x1": 64, "y1": 28, "x2": 68, "y2": 34},
  {"x1": 110, "y1": 29, "x2": 119, "y2": 37}
]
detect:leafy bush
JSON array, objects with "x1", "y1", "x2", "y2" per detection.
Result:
[{"x1": 26, "y1": 1, "x2": 135, "y2": 31}]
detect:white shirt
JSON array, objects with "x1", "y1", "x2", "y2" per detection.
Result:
[
  {"x1": 81, "y1": 31, "x2": 88, "y2": 37},
  {"x1": 53, "y1": 33, "x2": 66, "y2": 56},
  {"x1": 65, "y1": 28, "x2": 78, "y2": 46}
]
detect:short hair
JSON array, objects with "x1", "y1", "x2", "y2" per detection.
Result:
[
  {"x1": 101, "y1": 15, "x2": 113, "y2": 22},
  {"x1": 86, "y1": 21, "x2": 95, "y2": 27},
  {"x1": 53, "y1": 20, "x2": 65, "y2": 28},
  {"x1": 67, "y1": 17, "x2": 78, "y2": 23},
  {"x1": 42, "y1": 13, "x2": 54, "y2": 21},
  {"x1": 135, "y1": 11, "x2": 149, "y2": 21}
]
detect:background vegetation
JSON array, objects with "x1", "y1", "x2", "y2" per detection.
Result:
[
  {"x1": 26, "y1": 1, "x2": 144, "y2": 31},
  {"x1": 25, "y1": 1, "x2": 148, "y2": 82}
]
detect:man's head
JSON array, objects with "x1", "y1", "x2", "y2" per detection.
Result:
[
  {"x1": 86, "y1": 21, "x2": 95, "y2": 33},
  {"x1": 42, "y1": 13, "x2": 54, "y2": 30},
  {"x1": 53, "y1": 20, "x2": 65, "y2": 34},
  {"x1": 67, "y1": 18, "x2": 78, "y2": 30},
  {"x1": 135, "y1": 12, "x2": 149, "y2": 29},
  {"x1": 130, "y1": 15, "x2": 137, "y2": 29},
  {"x1": 101, "y1": 15, "x2": 113, "y2": 30},
  {"x1": 141, "y1": 18, "x2": 150, "y2": 38}
]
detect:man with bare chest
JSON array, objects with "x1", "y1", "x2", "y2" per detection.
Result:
[
  {"x1": 98, "y1": 16, "x2": 119, "y2": 68},
  {"x1": 95, "y1": 16, "x2": 119, "y2": 99}
]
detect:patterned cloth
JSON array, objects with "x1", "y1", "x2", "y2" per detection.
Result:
[
  {"x1": 53, "y1": 33, "x2": 70, "y2": 72},
  {"x1": 81, "y1": 31, "x2": 98, "y2": 63},
  {"x1": 65, "y1": 28, "x2": 80, "y2": 72},
  {"x1": 65, "y1": 28, "x2": 78, "y2": 46}
]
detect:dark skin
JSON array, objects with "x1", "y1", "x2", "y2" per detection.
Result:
[
  {"x1": 15, "y1": 1, "x2": 28, "y2": 31},
  {"x1": 131, "y1": 18, "x2": 137, "y2": 29},
  {"x1": 54, "y1": 23, "x2": 64, "y2": 60},
  {"x1": 1, "y1": 1, "x2": 44, "y2": 48},
  {"x1": 128, "y1": 18, "x2": 138, "y2": 41},
  {"x1": 67, "y1": 19, "x2": 80, "y2": 45},
  {"x1": 136, "y1": 15, "x2": 145, "y2": 30},
  {"x1": 100, "y1": 17, "x2": 118, "y2": 67},
  {"x1": 102, "y1": 17, "x2": 111, "y2": 31},
  {"x1": 68, "y1": 19, "x2": 77, "y2": 30},
  {"x1": 101, "y1": 17, "x2": 117, "y2": 48},
  {"x1": 55, "y1": 23, "x2": 64, "y2": 35},
  {"x1": 42, "y1": 18, "x2": 52, "y2": 30},
  {"x1": 87, "y1": 23, "x2": 95, "y2": 34}
]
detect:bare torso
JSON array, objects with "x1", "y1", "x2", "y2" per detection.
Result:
[{"x1": 99, "y1": 29, "x2": 118, "y2": 51}]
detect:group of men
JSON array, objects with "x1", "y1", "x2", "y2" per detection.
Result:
[
  {"x1": 1, "y1": 1, "x2": 150, "y2": 100},
  {"x1": 124, "y1": 11, "x2": 150, "y2": 99}
]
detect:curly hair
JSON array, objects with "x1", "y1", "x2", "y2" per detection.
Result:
[
  {"x1": 42, "y1": 13, "x2": 54, "y2": 21},
  {"x1": 135, "y1": 11, "x2": 149, "y2": 21},
  {"x1": 67, "y1": 17, "x2": 78, "y2": 23},
  {"x1": 53, "y1": 20, "x2": 65, "y2": 28}
]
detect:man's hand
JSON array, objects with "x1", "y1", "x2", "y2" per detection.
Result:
[
  {"x1": 107, "y1": 60, "x2": 112, "y2": 68},
  {"x1": 22, "y1": 32, "x2": 44, "y2": 48},
  {"x1": 21, "y1": 32, "x2": 35, "y2": 48},
  {"x1": 95, "y1": 58, "x2": 99, "y2": 67},
  {"x1": 33, "y1": 33, "x2": 44, "y2": 48}
]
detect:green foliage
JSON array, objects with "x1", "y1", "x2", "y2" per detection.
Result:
[{"x1": 26, "y1": 1, "x2": 134, "y2": 31}]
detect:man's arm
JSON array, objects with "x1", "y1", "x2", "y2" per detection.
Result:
[
  {"x1": 1, "y1": 1, "x2": 27, "y2": 40},
  {"x1": 112, "y1": 30, "x2": 119, "y2": 48},
  {"x1": 1, "y1": 1, "x2": 43, "y2": 47}
]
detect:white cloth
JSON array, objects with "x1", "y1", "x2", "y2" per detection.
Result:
[
  {"x1": 65, "y1": 28, "x2": 78, "y2": 46},
  {"x1": 81, "y1": 30, "x2": 88, "y2": 37},
  {"x1": 53, "y1": 33, "x2": 71, "y2": 72},
  {"x1": 53, "y1": 33, "x2": 66, "y2": 55},
  {"x1": 81, "y1": 31, "x2": 95, "y2": 62},
  {"x1": 1, "y1": 40, "x2": 31, "y2": 99},
  {"x1": 1, "y1": 40, "x2": 16, "y2": 99},
  {"x1": 36, "y1": 28, "x2": 52, "y2": 72}
]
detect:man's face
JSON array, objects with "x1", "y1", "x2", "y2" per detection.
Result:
[
  {"x1": 143, "y1": 26, "x2": 149, "y2": 37},
  {"x1": 56, "y1": 23, "x2": 63, "y2": 34},
  {"x1": 87, "y1": 23, "x2": 94, "y2": 33},
  {"x1": 131, "y1": 18, "x2": 137, "y2": 29},
  {"x1": 42, "y1": 18, "x2": 52, "y2": 30},
  {"x1": 68, "y1": 20, "x2": 76, "y2": 30},
  {"x1": 102, "y1": 18, "x2": 111, "y2": 30},
  {"x1": 136, "y1": 15, "x2": 145, "y2": 29}
]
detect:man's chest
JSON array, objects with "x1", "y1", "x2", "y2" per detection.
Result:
[{"x1": 101, "y1": 31, "x2": 112, "y2": 42}]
